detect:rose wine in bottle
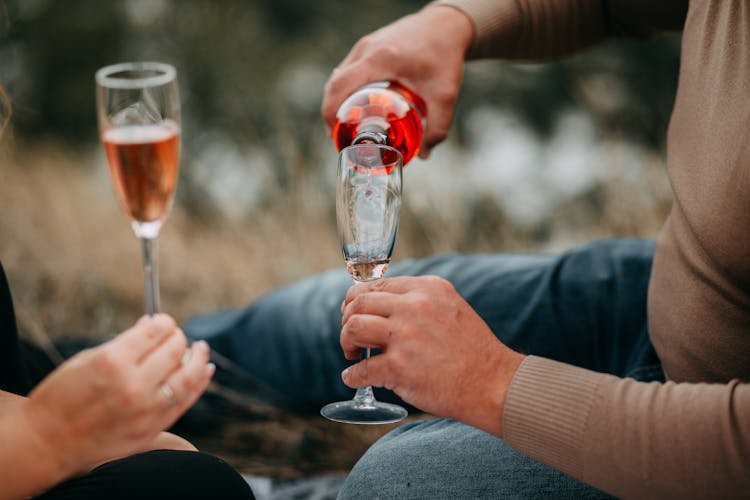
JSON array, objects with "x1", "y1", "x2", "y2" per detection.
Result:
[
  {"x1": 333, "y1": 81, "x2": 425, "y2": 166},
  {"x1": 103, "y1": 121, "x2": 180, "y2": 223}
]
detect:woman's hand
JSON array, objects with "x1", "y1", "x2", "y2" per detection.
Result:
[
  {"x1": 321, "y1": 5, "x2": 473, "y2": 158},
  {"x1": 21, "y1": 314, "x2": 214, "y2": 477},
  {"x1": 147, "y1": 431, "x2": 198, "y2": 452},
  {"x1": 340, "y1": 276, "x2": 525, "y2": 436}
]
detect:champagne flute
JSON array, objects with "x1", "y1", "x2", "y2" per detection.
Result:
[
  {"x1": 321, "y1": 143, "x2": 408, "y2": 424},
  {"x1": 95, "y1": 62, "x2": 180, "y2": 315}
]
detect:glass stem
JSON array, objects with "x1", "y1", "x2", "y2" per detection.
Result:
[
  {"x1": 352, "y1": 347, "x2": 376, "y2": 404},
  {"x1": 140, "y1": 236, "x2": 160, "y2": 315},
  {"x1": 353, "y1": 385, "x2": 376, "y2": 404}
]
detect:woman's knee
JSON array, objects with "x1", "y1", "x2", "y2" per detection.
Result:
[{"x1": 38, "y1": 450, "x2": 254, "y2": 500}]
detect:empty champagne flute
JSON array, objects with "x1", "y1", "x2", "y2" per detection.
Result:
[
  {"x1": 95, "y1": 62, "x2": 180, "y2": 315},
  {"x1": 321, "y1": 143, "x2": 408, "y2": 424}
]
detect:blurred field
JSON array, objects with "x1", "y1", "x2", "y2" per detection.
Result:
[
  {"x1": 1, "y1": 116, "x2": 673, "y2": 481},
  {"x1": 0, "y1": 134, "x2": 672, "y2": 342},
  {"x1": 0, "y1": 140, "x2": 335, "y2": 338},
  {"x1": 0, "y1": 125, "x2": 672, "y2": 478},
  {"x1": 0, "y1": 0, "x2": 679, "y2": 483}
]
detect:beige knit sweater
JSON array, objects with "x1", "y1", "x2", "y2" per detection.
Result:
[{"x1": 434, "y1": 0, "x2": 750, "y2": 497}]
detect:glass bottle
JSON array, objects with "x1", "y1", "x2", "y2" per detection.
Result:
[{"x1": 333, "y1": 81, "x2": 425, "y2": 166}]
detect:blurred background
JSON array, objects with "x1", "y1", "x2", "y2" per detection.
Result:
[{"x1": 0, "y1": 0, "x2": 679, "y2": 491}]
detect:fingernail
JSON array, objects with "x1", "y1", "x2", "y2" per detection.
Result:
[
  {"x1": 205, "y1": 363, "x2": 216, "y2": 378},
  {"x1": 182, "y1": 348, "x2": 192, "y2": 365},
  {"x1": 341, "y1": 367, "x2": 350, "y2": 381}
]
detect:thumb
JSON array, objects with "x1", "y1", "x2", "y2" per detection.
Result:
[{"x1": 341, "y1": 356, "x2": 387, "y2": 389}]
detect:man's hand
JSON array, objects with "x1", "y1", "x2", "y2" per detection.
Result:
[
  {"x1": 340, "y1": 276, "x2": 525, "y2": 436},
  {"x1": 321, "y1": 5, "x2": 473, "y2": 159}
]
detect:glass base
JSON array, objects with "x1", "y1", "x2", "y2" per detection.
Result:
[{"x1": 320, "y1": 399, "x2": 408, "y2": 425}]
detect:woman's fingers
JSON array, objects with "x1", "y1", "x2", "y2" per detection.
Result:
[
  {"x1": 156, "y1": 341, "x2": 213, "y2": 420},
  {"x1": 116, "y1": 314, "x2": 178, "y2": 364},
  {"x1": 138, "y1": 328, "x2": 189, "y2": 385}
]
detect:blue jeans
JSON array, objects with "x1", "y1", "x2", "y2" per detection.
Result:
[{"x1": 185, "y1": 238, "x2": 661, "y2": 498}]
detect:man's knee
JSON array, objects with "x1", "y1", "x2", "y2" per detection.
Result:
[
  {"x1": 339, "y1": 418, "x2": 612, "y2": 499},
  {"x1": 339, "y1": 419, "x2": 507, "y2": 499}
]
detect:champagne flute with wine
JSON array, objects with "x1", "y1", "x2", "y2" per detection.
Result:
[
  {"x1": 320, "y1": 143, "x2": 408, "y2": 424},
  {"x1": 95, "y1": 62, "x2": 180, "y2": 315}
]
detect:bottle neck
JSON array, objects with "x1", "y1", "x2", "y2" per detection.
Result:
[{"x1": 352, "y1": 126, "x2": 388, "y2": 146}]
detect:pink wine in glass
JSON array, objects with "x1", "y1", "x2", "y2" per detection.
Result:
[
  {"x1": 333, "y1": 81, "x2": 425, "y2": 166},
  {"x1": 103, "y1": 121, "x2": 180, "y2": 223},
  {"x1": 346, "y1": 259, "x2": 389, "y2": 282}
]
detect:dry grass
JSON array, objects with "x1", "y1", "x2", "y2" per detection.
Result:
[{"x1": 0, "y1": 140, "x2": 342, "y2": 339}]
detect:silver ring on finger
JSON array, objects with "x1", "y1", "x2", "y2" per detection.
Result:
[{"x1": 160, "y1": 383, "x2": 178, "y2": 406}]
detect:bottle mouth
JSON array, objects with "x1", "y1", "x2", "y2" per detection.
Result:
[{"x1": 352, "y1": 130, "x2": 388, "y2": 145}]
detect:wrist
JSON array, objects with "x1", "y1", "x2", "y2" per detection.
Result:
[
  {"x1": 0, "y1": 401, "x2": 76, "y2": 498},
  {"x1": 422, "y1": 2, "x2": 474, "y2": 56},
  {"x1": 465, "y1": 348, "x2": 525, "y2": 437},
  {"x1": 20, "y1": 399, "x2": 79, "y2": 481},
  {"x1": 496, "y1": 351, "x2": 526, "y2": 436}
]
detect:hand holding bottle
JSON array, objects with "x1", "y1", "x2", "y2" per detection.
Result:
[{"x1": 321, "y1": 4, "x2": 473, "y2": 159}]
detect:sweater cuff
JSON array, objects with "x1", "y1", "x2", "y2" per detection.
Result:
[
  {"x1": 429, "y1": 0, "x2": 523, "y2": 59},
  {"x1": 503, "y1": 355, "x2": 603, "y2": 480}
]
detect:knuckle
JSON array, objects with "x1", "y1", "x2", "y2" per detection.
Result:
[
  {"x1": 349, "y1": 294, "x2": 367, "y2": 314},
  {"x1": 173, "y1": 332, "x2": 188, "y2": 357},
  {"x1": 425, "y1": 275, "x2": 454, "y2": 293},
  {"x1": 178, "y1": 331, "x2": 188, "y2": 350},
  {"x1": 409, "y1": 295, "x2": 433, "y2": 314},
  {"x1": 182, "y1": 366, "x2": 206, "y2": 391},
  {"x1": 172, "y1": 375, "x2": 192, "y2": 396},
  {"x1": 353, "y1": 34, "x2": 375, "y2": 53},
  {"x1": 167, "y1": 344, "x2": 184, "y2": 367},
  {"x1": 370, "y1": 44, "x2": 398, "y2": 63},
  {"x1": 93, "y1": 348, "x2": 121, "y2": 376},
  {"x1": 181, "y1": 374, "x2": 196, "y2": 393},
  {"x1": 346, "y1": 315, "x2": 365, "y2": 333},
  {"x1": 371, "y1": 279, "x2": 388, "y2": 292},
  {"x1": 324, "y1": 74, "x2": 344, "y2": 97},
  {"x1": 422, "y1": 274, "x2": 444, "y2": 286},
  {"x1": 118, "y1": 383, "x2": 142, "y2": 407}
]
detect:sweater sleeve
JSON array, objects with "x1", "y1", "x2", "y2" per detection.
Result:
[
  {"x1": 503, "y1": 356, "x2": 750, "y2": 499},
  {"x1": 430, "y1": 0, "x2": 687, "y2": 60}
]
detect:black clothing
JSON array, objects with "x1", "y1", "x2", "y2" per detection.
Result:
[
  {"x1": 0, "y1": 262, "x2": 35, "y2": 395},
  {"x1": 36, "y1": 450, "x2": 254, "y2": 500}
]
